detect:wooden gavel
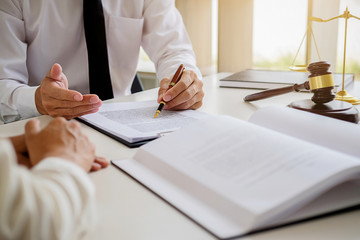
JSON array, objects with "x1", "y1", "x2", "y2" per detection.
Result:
[{"x1": 244, "y1": 61, "x2": 336, "y2": 104}]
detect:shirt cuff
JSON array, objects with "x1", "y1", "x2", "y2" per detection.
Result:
[
  {"x1": 34, "y1": 157, "x2": 91, "y2": 178},
  {"x1": 13, "y1": 86, "x2": 41, "y2": 119},
  {"x1": 157, "y1": 64, "x2": 203, "y2": 82},
  {"x1": 33, "y1": 157, "x2": 95, "y2": 191}
]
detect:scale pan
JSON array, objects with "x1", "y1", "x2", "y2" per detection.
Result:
[
  {"x1": 289, "y1": 65, "x2": 308, "y2": 72},
  {"x1": 335, "y1": 90, "x2": 360, "y2": 105}
]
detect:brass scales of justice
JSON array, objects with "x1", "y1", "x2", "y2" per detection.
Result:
[{"x1": 244, "y1": 7, "x2": 360, "y2": 123}]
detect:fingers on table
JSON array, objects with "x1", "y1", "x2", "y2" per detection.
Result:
[{"x1": 90, "y1": 156, "x2": 109, "y2": 172}]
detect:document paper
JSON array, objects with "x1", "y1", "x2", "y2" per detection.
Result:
[{"x1": 79, "y1": 100, "x2": 209, "y2": 143}]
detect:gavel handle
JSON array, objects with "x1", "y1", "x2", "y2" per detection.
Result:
[{"x1": 244, "y1": 81, "x2": 310, "y2": 102}]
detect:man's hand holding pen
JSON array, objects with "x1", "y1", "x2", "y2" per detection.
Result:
[{"x1": 157, "y1": 67, "x2": 204, "y2": 113}]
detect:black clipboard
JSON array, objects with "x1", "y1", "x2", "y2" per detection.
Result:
[{"x1": 76, "y1": 117, "x2": 157, "y2": 148}]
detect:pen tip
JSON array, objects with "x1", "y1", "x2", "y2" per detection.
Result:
[{"x1": 154, "y1": 113, "x2": 159, "y2": 118}]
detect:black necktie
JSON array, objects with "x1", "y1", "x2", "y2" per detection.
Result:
[{"x1": 83, "y1": 0, "x2": 114, "y2": 100}]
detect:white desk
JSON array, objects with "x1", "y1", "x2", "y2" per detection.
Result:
[{"x1": 1, "y1": 73, "x2": 360, "y2": 240}]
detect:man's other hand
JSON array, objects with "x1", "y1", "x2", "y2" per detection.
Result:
[
  {"x1": 9, "y1": 135, "x2": 31, "y2": 168},
  {"x1": 35, "y1": 63, "x2": 102, "y2": 119}
]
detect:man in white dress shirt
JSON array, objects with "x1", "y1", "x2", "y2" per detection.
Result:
[
  {"x1": 0, "y1": 0, "x2": 204, "y2": 123},
  {"x1": 0, "y1": 117, "x2": 108, "y2": 239}
]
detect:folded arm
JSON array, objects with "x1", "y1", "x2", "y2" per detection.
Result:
[{"x1": 0, "y1": 139, "x2": 96, "y2": 240}]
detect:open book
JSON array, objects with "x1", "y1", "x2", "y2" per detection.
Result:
[
  {"x1": 78, "y1": 100, "x2": 208, "y2": 147},
  {"x1": 112, "y1": 106, "x2": 360, "y2": 239}
]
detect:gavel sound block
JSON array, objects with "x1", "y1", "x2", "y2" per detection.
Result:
[{"x1": 244, "y1": 61, "x2": 359, "y2": 123}]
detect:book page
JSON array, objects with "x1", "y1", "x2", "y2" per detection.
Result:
[
  {"x1": 112, "y1": 158, "x2": 254, "y2": 239},
  {"x1": 79, "y1": 100, "x2": 208, "y2": 142},
  {"x1": 134, "y1": 116, "x2": 360, "y2": 226},
  {"x1": 276, "y1": 180, "x2": 360, "y2": 226},
  {"x1": 249, "y1": 106, "x2": 360, "y2": 158}
]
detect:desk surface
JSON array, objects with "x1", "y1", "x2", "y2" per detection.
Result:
[{"x1": 1, "y1": 73, "x2": 360, "y2": 240}]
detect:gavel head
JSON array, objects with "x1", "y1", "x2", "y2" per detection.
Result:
[{"x1": 307, "y1": 61, "x2": 335, "y2": 104}]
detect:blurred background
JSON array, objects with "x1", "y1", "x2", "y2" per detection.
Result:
[{"x1": 137, "y1": 0, "x2": 360, "y2": 89}]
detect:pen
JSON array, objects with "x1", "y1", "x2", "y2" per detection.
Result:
[{"x1": 154, "y1": 64, "x2": 185, "y2": 118}]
